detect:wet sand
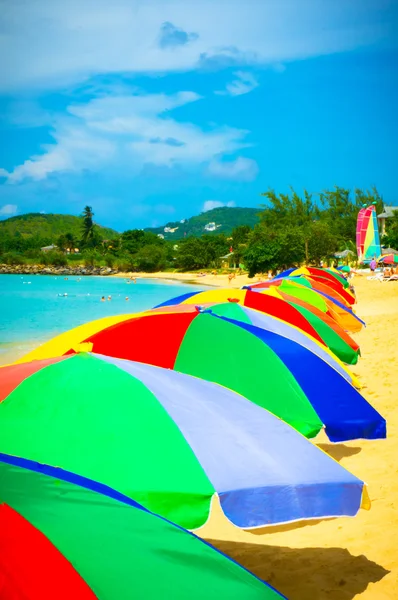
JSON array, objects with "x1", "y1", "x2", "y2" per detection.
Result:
[{"x1": 199, "y1": 275, "x2": 398, "y2": 599}]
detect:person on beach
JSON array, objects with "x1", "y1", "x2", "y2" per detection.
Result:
[{"x1": 370, "y1": 258, "x2": 377, "y2": 272}]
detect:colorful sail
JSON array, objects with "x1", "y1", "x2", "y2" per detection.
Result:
[{"x1": 356, "y1": 205, "x2": 381, "y2": 263}]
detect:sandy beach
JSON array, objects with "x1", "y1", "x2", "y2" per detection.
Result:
[
  {"x1": 197, "y1": 275, "x2": 398, "y2": 599},
  {"x1": 113, "y1": 270, "x2": 257, "y2": 289}
]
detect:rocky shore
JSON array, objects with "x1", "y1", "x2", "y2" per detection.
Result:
[{"x1": 0, "y1": 264, "x2": 120, "y2": 276}]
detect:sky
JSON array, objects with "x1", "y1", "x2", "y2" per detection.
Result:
[{"x1": 0, "y1": 0, "x2": 397, "y2": 231}]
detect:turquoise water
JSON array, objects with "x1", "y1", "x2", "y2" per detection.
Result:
[{"x1": 0, "y1": 275, "x2": 203, "y2": 364}]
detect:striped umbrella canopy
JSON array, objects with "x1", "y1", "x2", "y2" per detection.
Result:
[
  {"x1": 293, "y1": 266, "x2": 350, "y2": 289},
  {"x1": 261, "y1": 288, "x2": 360, "y2": 361},
  {"x1": 244, "y1": 278, "x2": 364, "y2": 333},
  {"x1": 266, "y1": 267, "x2": 349, "y2": 289},
  {"x1": 303, "y1": 275, "x2": 355, "y2": 306},
  {"x1": 154, "y1": 288, "x2": 359, "y2": 364},
  {"x1": 0, "y1": 455, "x2": 283, "y2": 600},
  {"x1": 0, "y1": 355, "x2": 371, "y2": 531},
  {"x1": 251, "y1": 275, "x2": 355, "y2": 308},
  {"x1": 378, "y1": 254, "x2": 398, "y2": 264},
  {"x1": 11, "y1": 309, "x2": 385, "y2": 442},
  {"x1": 314, "y1": 267, "x2": 350, "y2": 287}
]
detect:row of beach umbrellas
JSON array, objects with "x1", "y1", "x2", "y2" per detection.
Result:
[{"x1": 0, "y1": 265, "x2": 386, "y2": 598}]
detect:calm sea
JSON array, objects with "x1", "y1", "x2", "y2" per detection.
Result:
[{"x1": 0, "y1": 274, "x2": 203, "y2": 365}]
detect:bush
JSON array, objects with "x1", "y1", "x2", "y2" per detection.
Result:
[
  {"x1": 82, "y1": 250, "x2": 102, "y2": 267},
  {"x1": 244, "y1": 227, "x2": 305, "y2": 277},
  {"x1": 41, "y1": 251, "x2": 68, "y2": 267},
  {"x1": 1, "y1": 252, "x2": 26, "y2": 266},
  {"x1": 104, "y1": 254, "x2": 115, "y2": 268},
  {"x1": 134, "y1": 245, "x2": 168, "y2": 272}
]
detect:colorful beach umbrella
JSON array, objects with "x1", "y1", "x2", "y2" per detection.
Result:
[
  {"x1": 260, "y1": 287, "x2": 361, "y2": 359},
  {"x1": 244, "y1": 278, "x2": 364, "y2": 333},
  {"x1": 304, "y1": 275, "x2": 355, "y2": 306},
  {"x1": 0, "y1": 355, "x2": 371, "y2": 529},
  {"x1": 308, "y1": 267, "x2": 350, "y2": 289},
  {"x1": 266, "y1": 267, "x2": 350, "y2": 289},
  {"x1": 378, "y1": 254, "x2": 398, "y2": 264},
  {"x1": 12, "y1": 309, "x2": 385, "y2": 441},
  {"x1": 251, "y1": 275, "x2": 355, "y2": 308},
  {"x1": 155, "y1": 286, "x2": 359, "y2": 365},
  {"x1": 0, "y1": 454, "x2": 283, "y2": 599},
  {"x1": 154, "y1": 288, "x2": 360, "y2": 364}
]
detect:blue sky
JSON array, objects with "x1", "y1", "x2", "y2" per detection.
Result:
[{"x1": 0, "y1": 0, "x2": 397, "y2": 231}]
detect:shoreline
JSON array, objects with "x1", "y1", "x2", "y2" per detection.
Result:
[
  {"x1": 0, "y1": 267, "x2": 258, "y2": 289},
  {"x1": 111, "y1": 271, "x2": 258, "y2": 289}
]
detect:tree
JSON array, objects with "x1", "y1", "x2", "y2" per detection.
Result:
[
  {"x1": 244, "y1": 227, "x2": 305, "y2": 277},
  {"x1": 134, "y1": 245, "x2": 168, "y2": 272},
  {"x1": 175, "y1": 235, "x2": 229, "y2": 271},
  {"x1": 259, "y1": 189, "x2": 321, "y2": 261},
  {"x1": 121, "y1": 230, "x2": 164, "y2": 255},
  {"x1": 382, "y1": 210, "x2": 398, "y2": 249},
  {"x1": 231, "y1": 225, "x2": 251, "y2": 265},
  {"x1": 81, "y1": 206, "x2": 96, "y2": 247},
  {"x1": 175, "y1": 238, "x2": 208, "y2": 271},
  {"x1": 307, "y1": 222, "x2": 339, "y2": 264},
  {"x1": 260, "y1": 189, "x2": 320, "y2": 231}
]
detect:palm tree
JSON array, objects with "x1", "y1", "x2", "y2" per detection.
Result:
[{"x1": 81, "y1": 206, "x2": 95, "y2": 247}]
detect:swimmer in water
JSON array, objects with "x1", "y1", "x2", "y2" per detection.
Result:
[
  {"x1": 108, "y1": 295, "x2": 112, "y2": 301},
  {"x1": 101, "y1": 296, "x2": 105, "y2": 302},
  {"x1": 125, "y1": 296, "x2": 129, "y2": 301}
]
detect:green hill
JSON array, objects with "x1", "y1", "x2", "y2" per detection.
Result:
[
  {"x1": 0, "y1": 213, "x2": 118, "y2": 245},
  {"x1": 145, "y1": 206, "x2": 260, "y2": 240}
]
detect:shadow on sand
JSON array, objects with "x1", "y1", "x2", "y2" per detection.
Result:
[
  {"x1": 317, "y1": 443, "x2": 362, "y2": 462},
  {"x1": 206, "y1": 540, "x2": 389, "y2": 599}
]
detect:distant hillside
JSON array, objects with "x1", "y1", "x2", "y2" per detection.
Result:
[
  {"x1": 0, "y1": 213, "x2": 118, "y2": 243},
  {"x1": 145, "y1": 207, "x2": 260, "y2": 240}
]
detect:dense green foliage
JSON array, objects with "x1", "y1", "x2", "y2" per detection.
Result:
[
  {"x1": 175, "y1": 235, "x2": 230, "y2": 270},
  {"x1": 243, "y1": 186, "x2": 385, "y2": 277},
  {"x1": 382, "y1": 210, "x2": 398, "y2": 249},
  {"x1": 145, "y1": 207, "x2": 260, "y2": 240},
  {"x1": 0, "y1": 212, "x2": 117, "y2": 254},
  {"x1": 0, "y1": 189, "x2": 395, "y2": 275}
]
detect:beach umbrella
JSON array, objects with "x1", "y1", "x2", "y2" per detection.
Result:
[
  {"x1": 294, "y1": 266, "x2": 350, "y2": 289},
  {"x1": 154, "y1": 288, "x2": 360, "y2": 363},
  {"x1": 18, "y1": 288, "x2": 359, "y2": 365},
  {"x1": 0, "y1": 355, "x2": 371, "y2": 530},
  {"x1": 304, "y1": 275, "x2": 355, "y2": 305},
  {"x1": 0, "y1": 454, "x2": 283, "y2": 599},
  {"x1": 10, "y1": 310, "x2": 385, "y2": 442},
  {"x1": 268, "y1": 267, "x2": 349, "y2": 289},
  {"x1": 244, "y1": 278, "x2": 364, "y2": 333},
  {"x1": 251, "y1": 275, "x2": 355, "y2": 308},
  {"x1": 263, "y1": 288, "x2": 361, "y2": 360},
  {"x1": 378, "y1": 254, "x2": 398, "y2": 264}
]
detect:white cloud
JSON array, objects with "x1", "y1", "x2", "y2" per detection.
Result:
[
  {"x1": 0, "y1": 204, "x2": 18, "y2": 216},
  {"x1": 207, "y1": 157, "x2": 259, "y2": 181},
  {"x1": 1, "y1": 91, "x2": 251, "y2": 183},
  {"x1": 0, "y1": 0, "x2": 391, "y2": 91},
  {"x1": 203, "y1": 200, "x2": 235, "y2": 212},
  {"x1": 216, "y1": 71, "x2": 259, "y2": 96}
]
